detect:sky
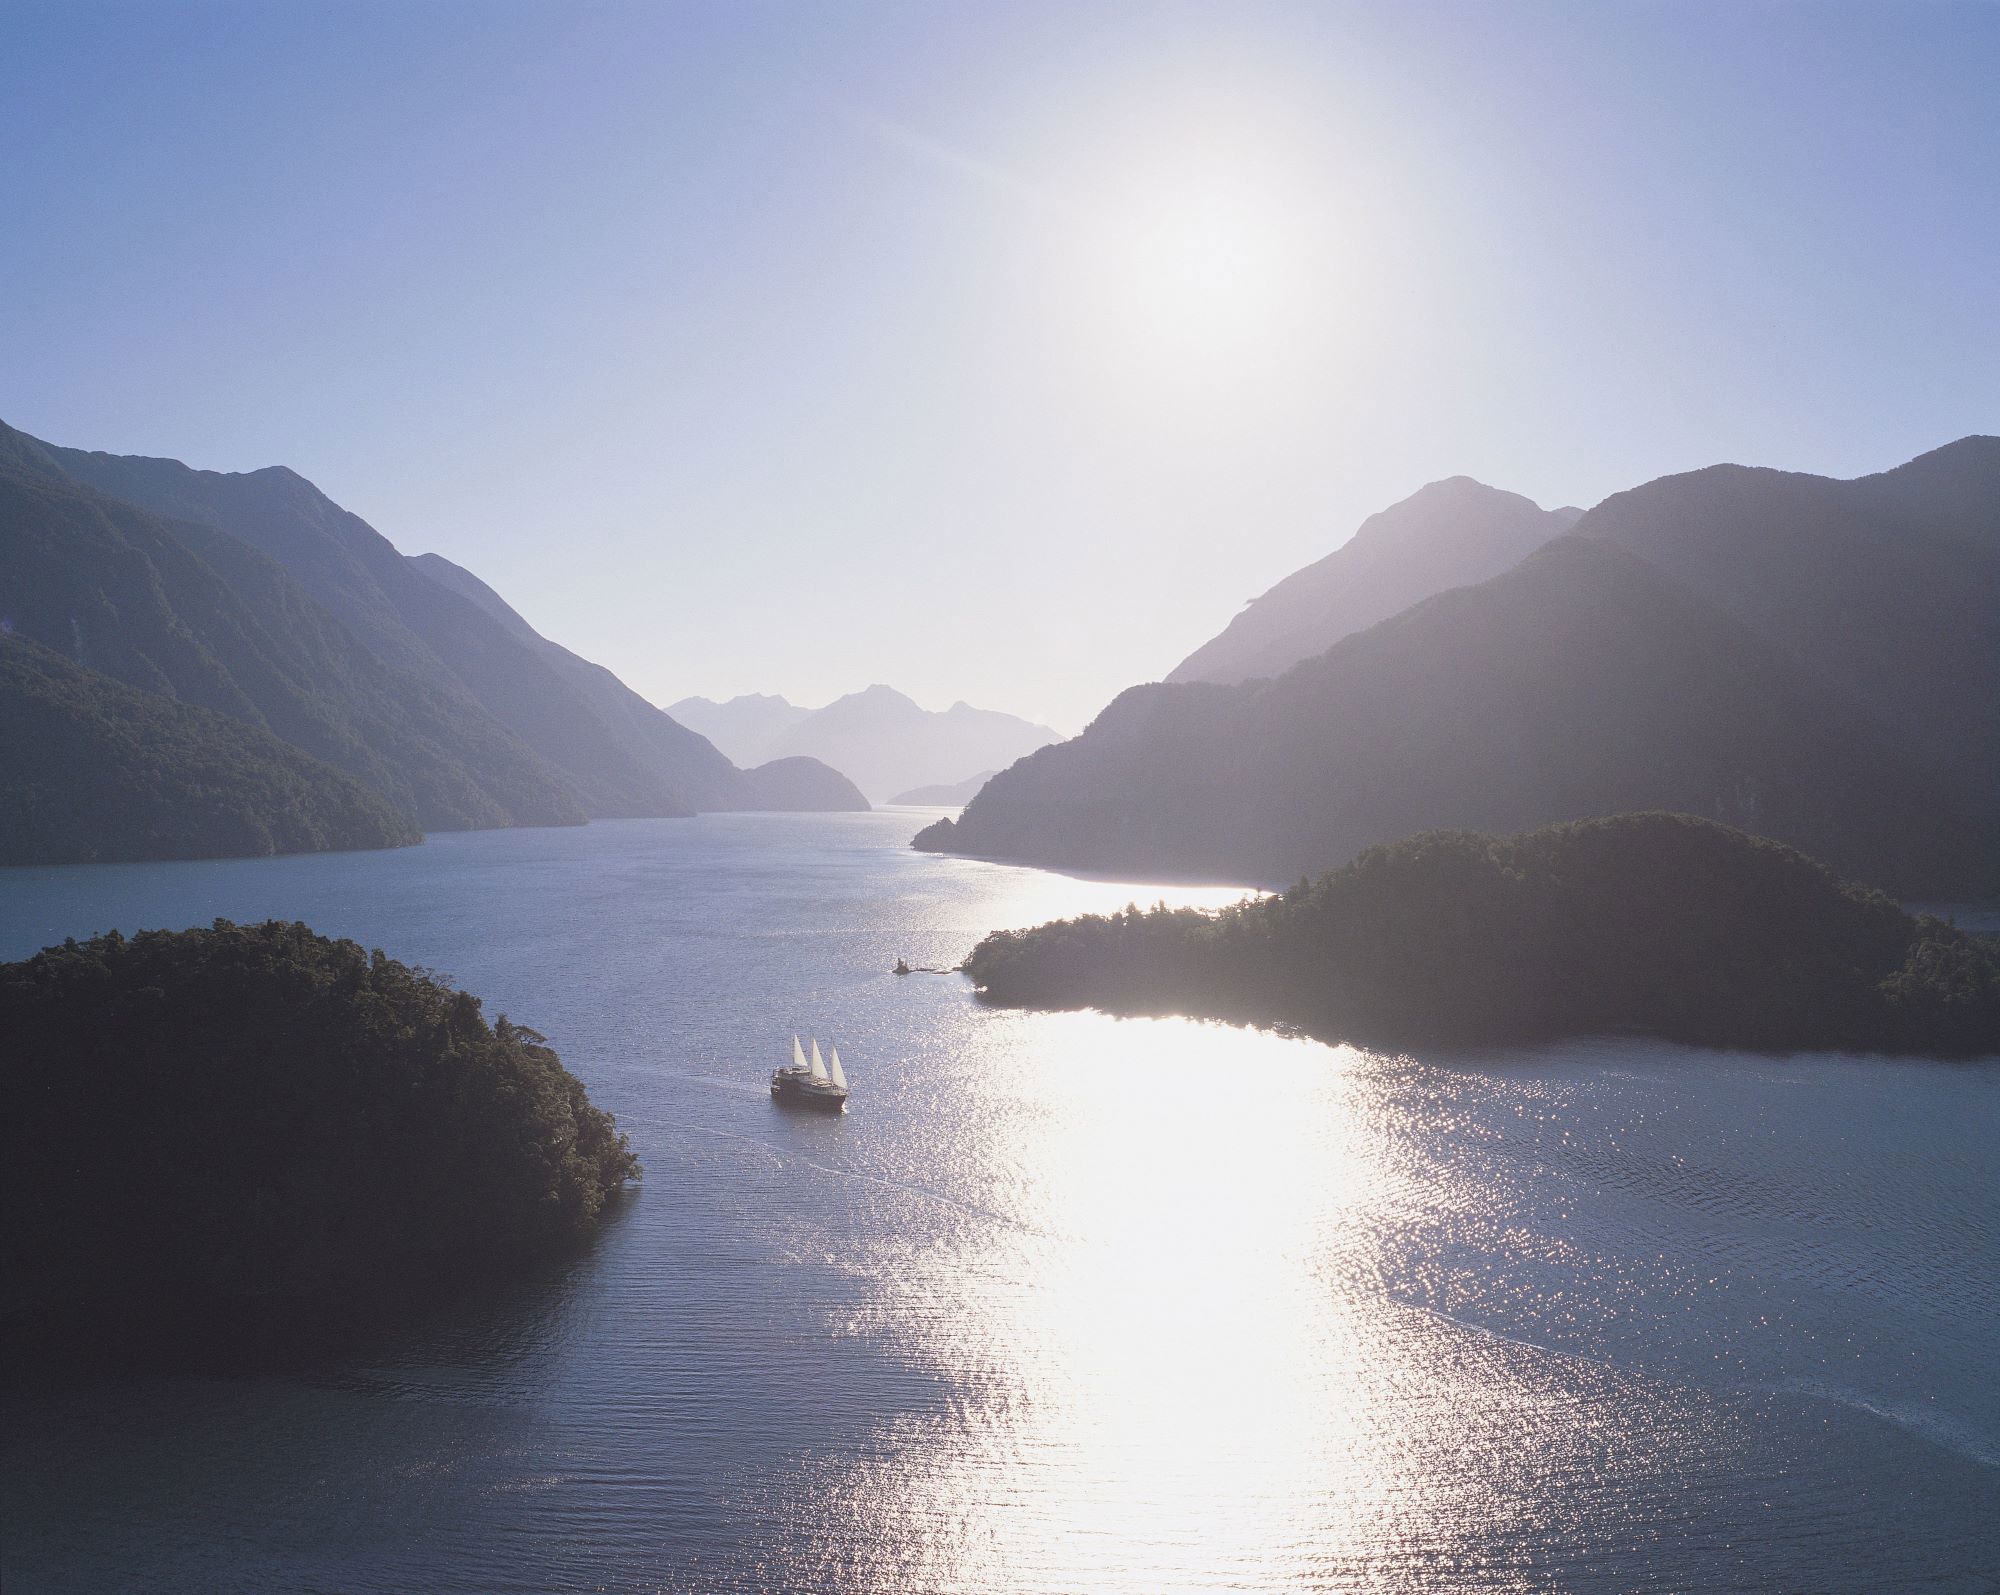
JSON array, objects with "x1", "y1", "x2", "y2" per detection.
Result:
[{"x1": 3, "y1": 1, "x2": 1996, "y2": 731}]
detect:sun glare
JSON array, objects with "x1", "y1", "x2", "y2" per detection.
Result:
[
  {"x1": 1091, "y1": 173, "x2": 1303, "y2": 350},
  {"x1": 1051, "y1": 126, "x2": 1334, "y2": 386}
]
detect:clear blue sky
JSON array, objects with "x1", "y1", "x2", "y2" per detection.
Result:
[{"x1": 4, "y1": 1, "x2": 1995, "y2": 729}]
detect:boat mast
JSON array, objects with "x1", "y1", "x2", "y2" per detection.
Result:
[
  {"x1": 809, "y1": 1039, "x2": 829, "y2": 1084},
  {"x1": 828, "y1": 1047, "x2": 848, "y2": 1091}
]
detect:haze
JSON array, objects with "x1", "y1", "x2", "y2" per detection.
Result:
[{"x1": 3, "y1": 0, "x2": 1995, "y2": 729}]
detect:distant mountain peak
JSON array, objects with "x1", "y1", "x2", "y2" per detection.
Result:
[
  {"x1": 850, "y1": 683, "x2": 920, "y2": 708},
  {"x1": 670, "y1": 683, "x2": 1059, "y2": 802},
  {"x1": 1411, "y1": 473, "x2": 1506, "y2": 496},
  {"x1": 1166, "y1": 473, "x2": 1576, "y2": 686}
]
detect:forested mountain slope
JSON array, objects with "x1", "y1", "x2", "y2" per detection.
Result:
[
  {"x1": 409, "y1": 554, "x2": 865, "y2": 812},
  {"x1": 1, "y1": 422, "x2": 582, "y2": 829},
  {"x1": 46, "y1": 441, "x2": 690, "y2": 818},
  {"x1": 920, "y1": 442, "x2": 2000, "y2": 899},
  {"x1": 10, "y1": 421, "x2": 865, "y2": 825},
  {"x1": 0, "y1": 636, "x2": 418, "y2": 864}
]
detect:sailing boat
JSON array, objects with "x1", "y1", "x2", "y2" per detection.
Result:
[{"x1": 771, "y1": 1033, "x2": 849, "y2": 1111}]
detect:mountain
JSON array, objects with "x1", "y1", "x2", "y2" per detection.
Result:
[
  {"x1": 665, "y1": 693, "x2": 813, "y2": 766},
  {"x1": 44, "y1": 441, "x2": 694, "y2": 818},
  {"x1": 890, "y1": 771, "x2": 998, "y2": 806},
  {"x1": 1167, "y1": 478, "x2": 1582, "y2": 685},
  {"x1": 1, "y1": 422, "x2": 581, "y2": 830},
  {"x1": 765, "y1": 686, "x2": 1059, "y2": 802},
  {"x1": 733, "y1": 756, "x2": 869, "y2": 811},
  {"x1": 0, "y1": 635, "x2": 418, "y2": 864},
  {"x1": 672, "y1": 685, "x2": 1059, "y2": 803},
  {"x1": 15, "y1": 423, "x2": 864, "y2": 822},
  {"x1": 918, "y1": 441, "x2": 2000, "y2": 899},
  {"x1": 1576, "y1": 438, "x2": 1999, "y2": 804},
  {"x1": 408, "y1": 556, "x2": 865, "y2": 812}
]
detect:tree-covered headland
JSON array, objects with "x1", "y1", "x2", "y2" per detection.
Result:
[
  {"x1": 0, "y1": 921, "x2": 639, "y2": 1351},
  {"x1": 963, "y1": 814, "x2": 2000, "y2": 1056}
]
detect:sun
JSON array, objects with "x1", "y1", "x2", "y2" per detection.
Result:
[{"x1": 1073, "y1": 155, "x2": 1318, "y2": 364}]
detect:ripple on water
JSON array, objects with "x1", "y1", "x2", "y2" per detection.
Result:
[{"x1": 2, "y1": 815, "x2": 1995, "y2": 1593}]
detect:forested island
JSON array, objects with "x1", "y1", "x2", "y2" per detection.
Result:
[
  {"x1": 0, "y1": 921, "x2": 639, "y2": 1363},
  {"x1": 963, "y1": 814, "x2": 2000, "y2": 1056}
]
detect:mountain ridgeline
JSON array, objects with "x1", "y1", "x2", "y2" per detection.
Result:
[
  {"x1": 671, "y1": 685, "x2": 1059, "y2": 803},
  {"x1": 920, "y1": 439, "x2": 2000, "y2": 899},
  {"x1": 964, "y1": 815, "x2": 2000, "y2": 1056},
  {"x1": 404, "y1": 553, "x2": 865, "y2": 814},
  {"x1": 1, "y1": 423, "x2": 581, "y2": 834},
  {"x1": 0, "y1": 419, "x2": 864, "y2": 864},
  {"x1": 1168, "y1": 478, "x2": 1583, "y2": 685},
  {"x1": 890, "y1": 770, "x2": 999, "y2": 806}
]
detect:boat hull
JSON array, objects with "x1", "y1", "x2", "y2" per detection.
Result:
[{"x1": 770, "y1": 1071, "x2": 847, "y2": 1112}]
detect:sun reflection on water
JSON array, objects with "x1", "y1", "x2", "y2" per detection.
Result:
[
  {"x1": 792, "y1": 1014, "x2": 1403, "y2": 1591},
  {"x1": 762, "y1": 976, "x2": 1772, "y2": 1594},
  {"x1": 5, "y1": 823, "x2": 1987, "y2": 1591}
]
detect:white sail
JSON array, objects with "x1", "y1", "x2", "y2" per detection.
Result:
[
  {"x1": 792, "y1": 1034, "x2": 808, "y2": 1071},
  {"x1": 828, "y1": 1046, "x2": 848, "y2": 1091},
  {"x1": 809, "y1": 1038, "x2": 829, "y2": 1084}
]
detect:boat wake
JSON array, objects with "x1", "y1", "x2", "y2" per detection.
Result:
[{"x1": 1766, "y1": 1376, "x2": 2000, "y2": 1470}]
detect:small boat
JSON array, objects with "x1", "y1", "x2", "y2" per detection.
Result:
[{"x1": 771, "y1": 1034, "x2": 849, "y2": 1112}]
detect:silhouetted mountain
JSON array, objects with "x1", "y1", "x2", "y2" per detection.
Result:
[
  {"x1": 0, "y1": 636, "x2": 418, "y2": 864},
  {"x1": 45, "y1": 441, "x2": 692, "y2": 818},
  {"x1": 733, "y1": 756, "x2": 871, "y2": 811},
  {"x1": 964, "y1": 814, "x2": 2000, "y2": 1056},
  {"x1": 1167, "y1": 478, "x2": 1581, "y2": 685},
  {"x1": 665, "y1": 693, "x2": 813, "y2": 766},
  {"x1": 919, "y1": 442, "x2": 2000, "y2": 899},
  {"x1": 14, "y1": 422, "x2": 863, "y2": 826},
  {"x1": 0, "y1": 422, "x2": 68, "y2": 482},
  {"x1": 1575, "y1": 437, "x2": 1999, "y2": 803},
  {"x1": 1, "y1": 423, "x2": 581, "y2": 830},
  {"x1": 409, "y1": 556, "x2": 865, "y2": 812},
  {"x1": 768, "y1": 686, "x2": 1058, "y2": 802},
  {"x1": 673, "y1": 685, "x2": 1057, "y2": 802},
  {"x1": 890, "y1": 771, "x2": 998, "y2": 806}
]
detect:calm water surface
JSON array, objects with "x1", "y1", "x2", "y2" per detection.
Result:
[{"x1": 2, "y1": 812, "x2": 1995, "y2": 1592}]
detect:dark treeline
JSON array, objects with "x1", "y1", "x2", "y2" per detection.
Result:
[
  {"x1": 1, "y1": 921, "x2": 639, "y2": 1353},
  {"x1": 963, "y1": 814, "x2": 2000, "y2": 1056}
]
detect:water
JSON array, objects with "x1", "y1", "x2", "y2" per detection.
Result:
[{"x1": 2, "y1": 812, "x2": 1995, "y2": 1593}]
